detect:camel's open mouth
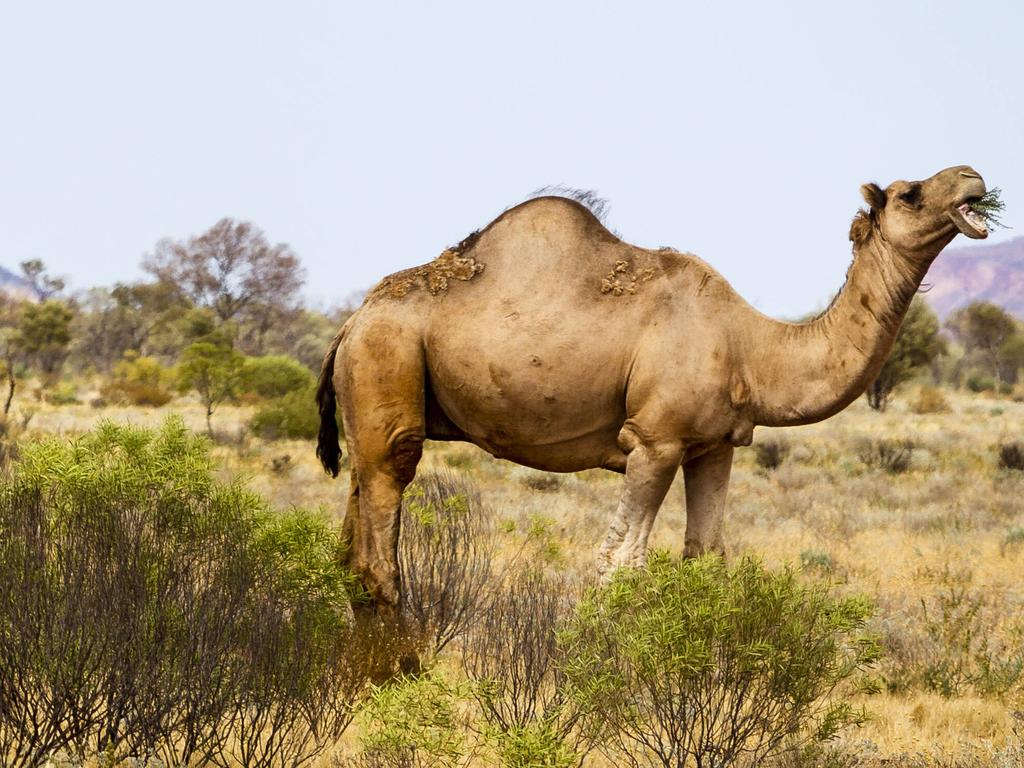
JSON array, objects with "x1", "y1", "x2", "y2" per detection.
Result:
[{"x1": 950, "y1": 199, "x2": 989, "y2": 239}]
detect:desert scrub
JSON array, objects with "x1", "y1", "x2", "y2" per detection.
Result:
[
  {"x1": 559, "y1": 553, "x2": 879, "y2": 768},
  {"x1": 100, "y1": 354, "x2": 175, "y2": 406},
  {"x1": 879, "y1": 567, "x2": 1024, "y2": 698},
  {"x1": 351, "y1": 671, "x2": 469, "y2": 768},
  {"x1": 755, "y1": 437, "x2": 791, "y2": 471},
  {"x1": 462, "y1": 568, "x2": 587, "y2": 768},
  {"x1": 857, "y1": 438, "x2": 915, "y2": 474},
  {"x1": 910, "y1": 385, "x2": 950, "y2": 415},
  {"x1": 399, "y1": 470, "x2": 494, "y2": 658},
  {"x1": 0, "y1": 417, "x2": 367, "y2": 768},
  {"x1": 998, "y1": 441, "x2": 1024, "y2": 471}
]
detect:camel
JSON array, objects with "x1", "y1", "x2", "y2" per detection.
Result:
[{"x1": 317, "y1": 165, "x2": 989, "y2": 611}]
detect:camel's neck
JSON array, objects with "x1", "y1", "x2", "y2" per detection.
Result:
[{"x1": 743, "y1": 233, "x2": 934, "y2": 427}]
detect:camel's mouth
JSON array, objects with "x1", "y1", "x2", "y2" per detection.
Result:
[{"x1": 949, "y1": 199, "x2": 989, "y2": 239}]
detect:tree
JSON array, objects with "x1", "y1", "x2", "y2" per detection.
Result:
[
  {"x1": 866, "y1": 296, "x2": 944, "y2": 411},
  {"x1": 177, "y1": 342, "x2": 245, "y2": 434},
  {"x1": 998, "y1": 331, "x2": 1024, "y2": 387},
  {"x1": 19, "y1": 258, "x2": 65, "y2": 299},
  {"x1": 17, "y1": 299, "x2": 74, "y2": 384},
  {"x1": 947, "y1": 301, "x2": 1017, "y2": 390},
  {"x1": 0, "y1": 297, "x2": 21, "y2": 415},
  {"x1": 144, "y1": 219, "x2": 305, "y2": 354}
]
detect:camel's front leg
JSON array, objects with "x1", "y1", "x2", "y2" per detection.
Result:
[
  {"x1": 596, "y1": 439, "x2": 685, "y2": 576},
  {"x1": 682, "y1": 444, "x2": 733, "y2": 558}
]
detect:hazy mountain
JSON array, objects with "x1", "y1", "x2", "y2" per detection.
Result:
[
  {"x1": 0, "y1": 265, "x2": 38, "y2": 301},
  {"x1": 923, "y1": 235, "x2": 1024, "y2": 319}
]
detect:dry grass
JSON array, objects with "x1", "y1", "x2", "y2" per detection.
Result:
[{"x1": 9, "y1": 385, "x2": 1024, "y2": 765}]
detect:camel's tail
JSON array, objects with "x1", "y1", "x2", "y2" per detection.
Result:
[{"x1": 316, "y1": 332, "x2": 343, "y2": 478}]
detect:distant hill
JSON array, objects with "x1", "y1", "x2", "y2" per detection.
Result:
[
  {"x1": 0, "y1": 265, "x2": 38, "y2": 301},
  {"x1": 924, "y1": 235, "x2": 1024, "y2": 319}
]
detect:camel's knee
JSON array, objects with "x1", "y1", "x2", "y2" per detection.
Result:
[{"x1": 388, "y1": 432, "x2": 423, "y2": 485}]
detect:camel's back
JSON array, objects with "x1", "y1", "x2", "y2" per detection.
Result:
[{"x1": 364, "y1": 196, "x2": 732, "y2": 320}]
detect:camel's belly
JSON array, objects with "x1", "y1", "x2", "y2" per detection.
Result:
[{"x1": 423, "y1": 327, "x2": 629, "y2": 470}]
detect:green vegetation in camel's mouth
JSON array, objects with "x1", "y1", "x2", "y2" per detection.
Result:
[{"x1": 963, "y1": 187, "x2": 1008, "y2": 231}]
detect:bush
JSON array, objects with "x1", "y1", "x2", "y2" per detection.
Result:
[
  {"x1": 800, "y1": 549, "x2": 835, "y2": 575},
  {"x1": 998, "y1": 441, "x2": 1024, "y2": 471},
  {"x1": 0, "y1": 418, "x2": 368, "y2": 767},
  {"x1": 350, "y1": 672, "x2": 468, "y2": 768},
  {"x1": 755, "y1": 437, "x2": 791, "y2": 471},
  {"x1": 249, "y1": 384, "x2": 321, "y2": 440},
  {"x1": 966, "y1": 372, "x2": 996, "y2": 393},
  {"x1": 100, "y1": 355, "x2": 175, "y2": 407},
  {"x1": 559, "y1": 554, "x2": 879, "y2": 768},
  {"x1": 44, "y1": 380, "x2": 79, "y2": 405},
  {"x1": 238, "y1": 354, "x2": 314, "y2": 399},
  {"x1": 400, "y1": 470, "x2": 494, "y2": 658},
  {"x1": 857, "y1": 438, "x2": 914, "y2": 474},
  {"x1": 462, "y1": 568, "x2": 585, "y2": 768},
  {"x1": 909, "y1": 385, "x2": 950, "y2": 415}
]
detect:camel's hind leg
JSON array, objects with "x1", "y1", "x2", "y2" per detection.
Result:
[{"x1": 336, "y1": 318, "x2": 425, "y2": 612}]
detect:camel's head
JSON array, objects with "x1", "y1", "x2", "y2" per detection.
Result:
[{"x1": 851, "y1": 165, "x2": 989, "y2": 258}]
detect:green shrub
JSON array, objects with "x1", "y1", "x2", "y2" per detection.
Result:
[
  {"x1": 250, "y1": 384, "x2": 321, "y2": 440},
  {"x1": 559, "y1": 553, "x2": 879, "y2": 768},
  {"x1": 0, "y1": 417, "x2": 366, "y2": 767},
  {"x1": 238, "y1": 354, "x2": 314, "y2": 399},
  {"x1": 966, "y1": 372, "x2": 996, "y2": 393},
  {"x1": 44, "y1": 380, "x2": 79, "y2": 405},
  {"x1": 354, "y1": 672, "x2": 468, "y2": 768},
  {"x1": 800, "y1": 549, "x2": 835, "y2": 574}
]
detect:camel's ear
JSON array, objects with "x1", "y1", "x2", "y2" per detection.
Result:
[{"x1": 860, "y1": 183, "x2": 886, "y2": 211}]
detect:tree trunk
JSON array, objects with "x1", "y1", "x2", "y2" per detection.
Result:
[
  {"x1": 205, "y1": 405, "x2": 214, "y2": 436},
  {"x1": 3, "y1": 362, "x2": 13, "y2": 416}
]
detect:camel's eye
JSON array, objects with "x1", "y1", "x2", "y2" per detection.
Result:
[{"x1": 898, "y1": 186, "x2": 922, "y2": 206}]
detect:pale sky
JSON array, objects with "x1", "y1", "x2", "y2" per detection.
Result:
[{"x1": 1, "y1": 1, "x2": 1021, "y2": 317}]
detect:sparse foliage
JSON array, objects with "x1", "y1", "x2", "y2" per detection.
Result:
[
  {"x1": 399, "y1": 470, "x2": 494, "y2": 658},
  {"x1": 857, "y1": 438, "x2": 914, "y2": 474},
  {"x1": 462, "y1": 568, "x2": 586, "y2": 768},
  {"x1": 19, "y1": 258, "x2": 65, "y2": 299},
  {"x1": 144, "y1": 218, "x2": 305, "y2": 354}
]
